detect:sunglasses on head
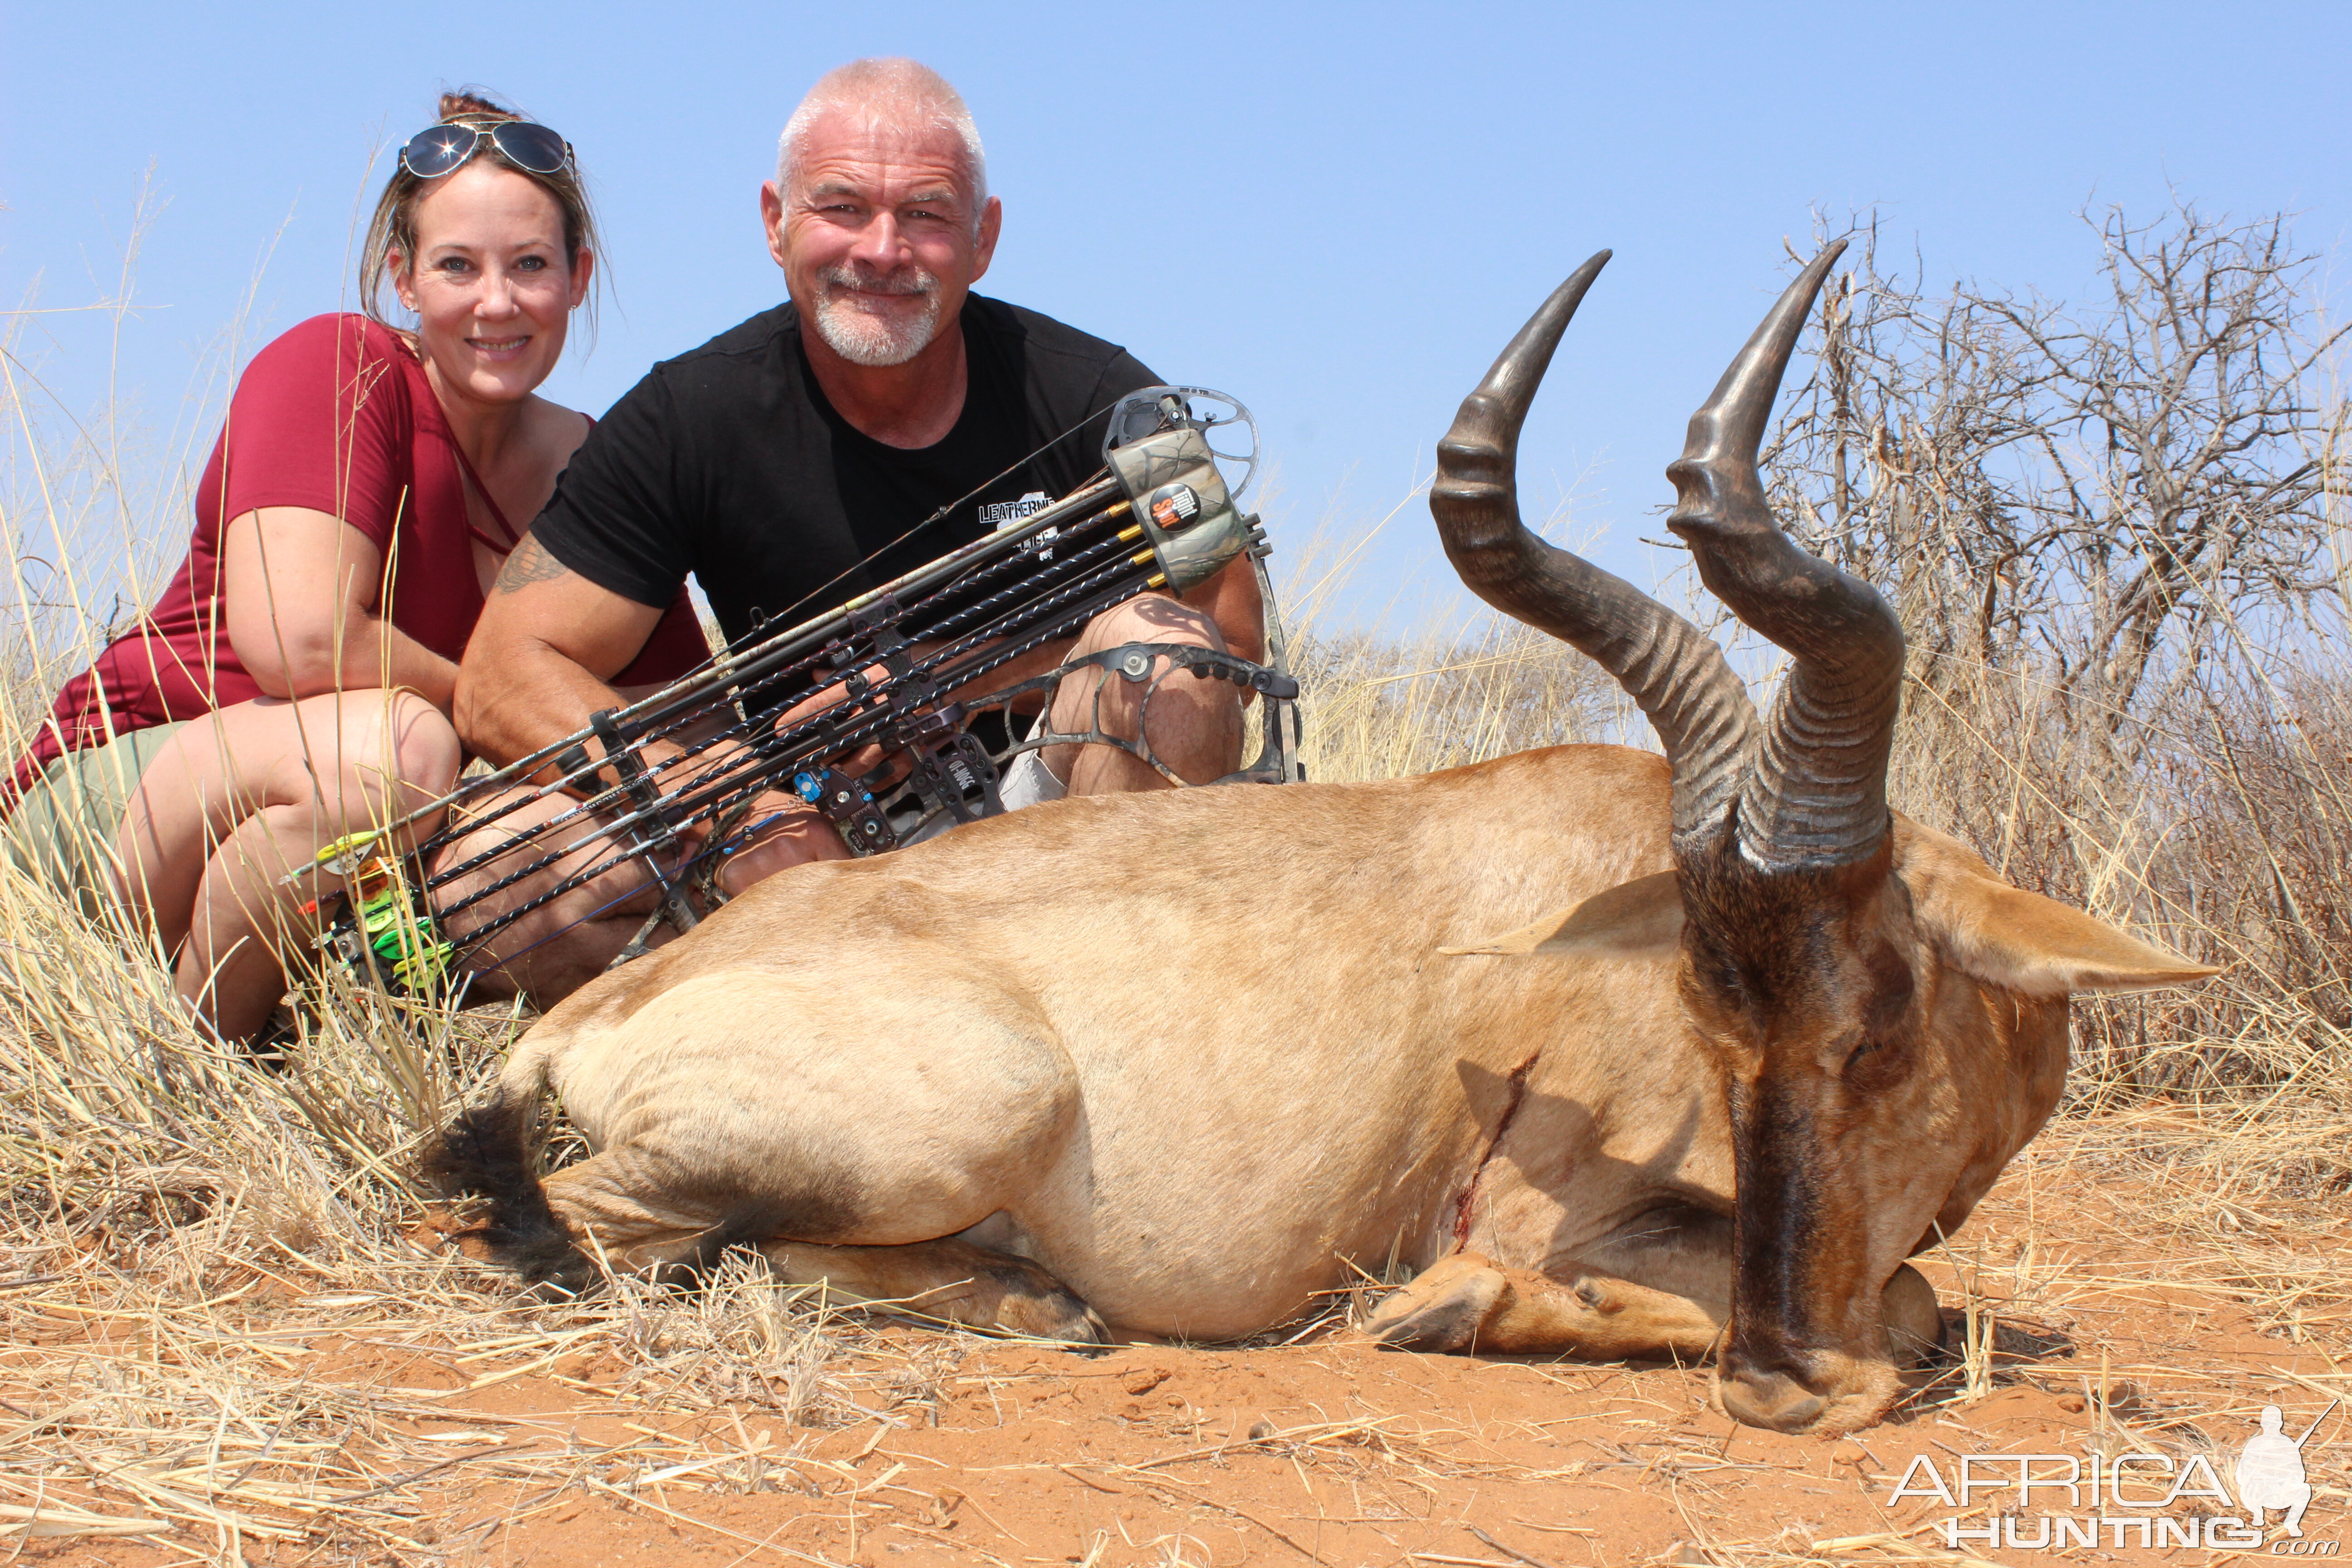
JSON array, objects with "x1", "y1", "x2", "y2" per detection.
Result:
[{"x1": 398, "y1": 119, "x2": 572, "y2": 180}]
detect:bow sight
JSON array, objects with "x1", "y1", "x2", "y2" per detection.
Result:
[{"x1": 295, "y1": 387, "x2": 1303, "y2": 998}]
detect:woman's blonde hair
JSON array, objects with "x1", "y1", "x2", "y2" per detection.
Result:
[{"x1": 359, "y1": 89, "x2": 603, "y2": 333}]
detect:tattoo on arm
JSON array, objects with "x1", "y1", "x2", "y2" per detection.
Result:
[{"x1": 495, "y1": 535, "x2": 574, "y2": 595}]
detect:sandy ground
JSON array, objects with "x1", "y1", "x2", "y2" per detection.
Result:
[{"x1": 7, "y1": 1108, "x2": 2347, "y2": 1568}]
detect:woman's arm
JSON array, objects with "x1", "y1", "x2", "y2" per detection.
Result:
[{"x1": 223, "y1": 507, "x2": 461, "y2": 709}]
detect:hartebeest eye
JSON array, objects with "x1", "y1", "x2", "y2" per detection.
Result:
[{"x1": 1863, "y1": 946, "x2": 1916, "y2": 1034}]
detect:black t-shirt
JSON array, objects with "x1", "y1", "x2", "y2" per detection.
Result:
[{"x1": 532, "y1": 295, "x2": 1160, "y2": 652}]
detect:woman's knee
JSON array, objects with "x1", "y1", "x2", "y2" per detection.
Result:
[
  {"x1": 383, "y1": 691, "x2": 462, "y2": 798},
  {"x1": 296, "y1": 690, "x2": 461, "y2": 806}
]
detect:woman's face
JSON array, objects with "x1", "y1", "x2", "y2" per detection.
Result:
[{"x1": 393, "y1": 160, "x2": 590, "y2": 408}]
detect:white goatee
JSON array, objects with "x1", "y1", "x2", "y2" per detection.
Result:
[{"x1": 811, "y1": 264, "x2": 942, "y2": 367}]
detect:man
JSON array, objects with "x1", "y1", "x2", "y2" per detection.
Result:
[{"x1": 444, "y1": 59, "x2": 1262, "y2": 1001}]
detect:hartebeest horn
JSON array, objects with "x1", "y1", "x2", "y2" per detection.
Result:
[
  {"x1": 1664, "y1": 241, "x2": 1906, "y2": 871},
  {"x1": 1433, "y1": 250, "x2": 1759, "y2": 847}
]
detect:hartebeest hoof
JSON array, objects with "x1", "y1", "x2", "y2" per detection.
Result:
[
  {"x1": 978, "y1": 1272, "x2": 1110, "y2": 1345},
  {"x1": 911, "y1": 1255, "x2": 1107, "y2": 1343},
  {"x1": 1367, "y1": 1254, "x2": 1728, "y2": 1359},
  {"x1": 1361, "y1": 1254, "x2": 1508, "y2": 1350},
  {"x1": 1883, "y1": 1263, "x2": 1946, "y2": 1365}
]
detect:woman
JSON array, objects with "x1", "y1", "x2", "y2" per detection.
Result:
[{"x1": 3, "y1": 92, "x2": 706, "y2": 1044}]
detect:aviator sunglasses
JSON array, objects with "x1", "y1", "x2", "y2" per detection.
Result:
[{"x1": 398, "y1": 119, "x2": 573, "y2": 180}]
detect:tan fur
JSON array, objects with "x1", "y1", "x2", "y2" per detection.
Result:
[{"x1": 489, "y1": 743, "x2": 2210, "y2": 1430}]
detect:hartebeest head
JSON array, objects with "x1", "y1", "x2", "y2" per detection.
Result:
[{"x1": 1433, "y1": 249, "x2": 2216, "y2": 1433}]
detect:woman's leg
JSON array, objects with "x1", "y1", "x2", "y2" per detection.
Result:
[{"x1": 112, "y1": 691, "x2": 461, "y2": 1041}]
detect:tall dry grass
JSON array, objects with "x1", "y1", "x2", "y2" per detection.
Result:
[{"x1": 1887, "y1": 638, "x2": 2352, "y2": 1108}]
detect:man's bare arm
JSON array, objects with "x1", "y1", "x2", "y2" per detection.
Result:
[
  {"x1": 456, "y1": 536, "x2": 848, "y2": 885},
  {"x1": 456, "y1": 535, "x2": 666, "y2": 769}
]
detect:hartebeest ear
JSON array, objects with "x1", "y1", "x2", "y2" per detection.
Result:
[
  {"x1": 1441, "y1": 871, "x2": 1684, "y2": 959},
  {"x1": 1896, "y1": 823, "x2": 2219, "y2": 997}
]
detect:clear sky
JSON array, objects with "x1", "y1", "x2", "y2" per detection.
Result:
[{"x1": 5, "y1": 0, "x2": 2347, "y2": 631}]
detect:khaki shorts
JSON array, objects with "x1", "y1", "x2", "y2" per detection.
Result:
[{"x1": 4, "y1": 723, "x2": 185, "y2": 920}]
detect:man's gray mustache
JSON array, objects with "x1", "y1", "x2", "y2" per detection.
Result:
[{"x1": 818, "y1": 267, "x2": 936, "y2": 299}]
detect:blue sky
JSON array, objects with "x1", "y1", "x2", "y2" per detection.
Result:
[{"x1": 5, "y1": 1, "x2": 2347, "y2": 632}]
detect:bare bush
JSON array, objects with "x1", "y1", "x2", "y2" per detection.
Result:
[{"x1": 1768, "y1": 201, "x2": 2349, "y2": 731}]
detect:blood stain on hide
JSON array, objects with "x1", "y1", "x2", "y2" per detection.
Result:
[{"x1": 1451, "y1": 1049, "x2": 1542, "y2": 1248}]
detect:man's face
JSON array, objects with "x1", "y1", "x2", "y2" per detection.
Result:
[{"x1": 762, "y1": 108, "x2": 1001, "y2": 368}]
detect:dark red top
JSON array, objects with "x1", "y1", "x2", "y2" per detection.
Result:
[{"x1": 8, "y1": 314, "x2": 708, "y2": 800}]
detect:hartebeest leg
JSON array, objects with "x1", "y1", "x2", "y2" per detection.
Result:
[
  {"x1": 1362, "y1": 1253, "x2": 1944, "y2": 1364},
  {"x1": 536, "y1": 1148, "x2": 756, "y2": 1270},
  {"x1": 1362, "y1": 1252, "x2": 1724, "y2": 1359},
  {"x1": 530, "y1": 1154, "x2": 1103, "y2": 1341},
  {"x1": 755, "y1": 1237, "x2": 1106, "y2": 1342}
]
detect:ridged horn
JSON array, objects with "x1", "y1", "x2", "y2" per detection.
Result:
[
  {"x1": 1663, "y1": 240, "x2": 1906, "y2": 871},
  {"x1": 1432, "y1": 250, "x2": 1758, "y2": 848}
]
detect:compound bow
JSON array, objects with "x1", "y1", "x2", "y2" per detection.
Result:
[{"x1": 292, "y1": 387, "x2": 1302, "y2": 1000}]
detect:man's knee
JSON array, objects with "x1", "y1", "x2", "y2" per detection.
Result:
[
  {"x1": 1066, "y1": 598, "x2": 1240, "y2": 718},
  {"x1": 1044, "y1": 594, "x2": 1246, "y2": 791},
  {"x1": 1080, "y1": 593, "x2": 1225, "y2": 656}
]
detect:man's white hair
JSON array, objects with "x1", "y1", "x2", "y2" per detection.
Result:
[{"x1": 777, "y1": 59, "x2": 989, "y2": 235}]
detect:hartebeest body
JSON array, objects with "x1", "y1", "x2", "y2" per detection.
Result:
[{"x1": 440, "y1": 249, "x2": 2212, "y2": 1434}]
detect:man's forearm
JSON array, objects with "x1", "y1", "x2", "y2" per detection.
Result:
[{"x1": 454, "y1": 637, "x2": 628, "y2": 770}]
